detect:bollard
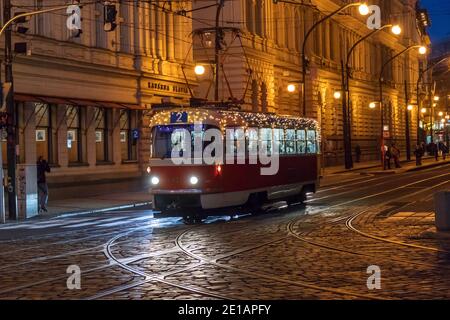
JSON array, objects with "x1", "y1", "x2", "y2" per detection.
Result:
[{"x1": 434, "y1": 191, "x2": 450, "y2": 231}]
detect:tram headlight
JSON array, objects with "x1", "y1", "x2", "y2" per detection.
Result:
[
  {"x1": 151, "y1": 176, "x2": 160, "y2": 186},
  {"x1": 189, "y1": 176, "x2": 199, "y2": 185}
]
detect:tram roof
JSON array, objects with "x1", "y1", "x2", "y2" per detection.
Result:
[{"x1": 148, "y1": 106, "x2": 319, "y2": 131}]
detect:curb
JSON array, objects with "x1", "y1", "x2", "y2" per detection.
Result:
[
  {"x1": 405, "y1": 160, "x2": 450, "y2": 172},
  {"x1": 51, "y1": 201, "x2": 152, "y2": 219}
]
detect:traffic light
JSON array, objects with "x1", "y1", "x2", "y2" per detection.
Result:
[
  {"x1": 104, "y1": 4, "x2": 117, "y2": 32},
  {"x1": 13, "y1": 12, "x2": 30, "y2": 34}
]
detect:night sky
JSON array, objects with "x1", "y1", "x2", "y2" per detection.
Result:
[{"x1": 420, "y1": 0, "x2": 450, "y2": 42}]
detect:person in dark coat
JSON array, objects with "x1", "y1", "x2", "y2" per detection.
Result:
[
  {"x1": 414, "y1": 144, "x2": 423, "y2": 166},
  {"x1": 430, "y1": 142, "x2": 439, "y2": 161},
  {"x1": 355, "y1": 144, "x2": 362, "y2": 163},
  {"x1": 37, "y1": 156, "x2": 51, "y2": 212},
  {"x1": 439, "y1": 142, "x2": 449, "y2": 160}
]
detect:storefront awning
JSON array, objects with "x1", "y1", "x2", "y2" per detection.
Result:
[{"x1": 14, "y1": 93, "x2": 146, "y2": 111}]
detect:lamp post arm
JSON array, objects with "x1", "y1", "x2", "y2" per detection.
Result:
[
  {"x1": 302, "y1": 2, "x2": 362, "y2": 62},
  {"x1": 346, "y1": 25, "x2": 391, "y2": 70},
  {"x1": 0, "y1": 6, "x2": 69, "y2": 37},
  {"x1": 379, "y1": 45, "x2": 422, "y2": 84}
]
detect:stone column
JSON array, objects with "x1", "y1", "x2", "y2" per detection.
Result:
[
  {"x1": 112, "y1": 109, "x2": 122, "y2": 165},
  {"x1": 23, "y1": 102, "x2": 36, "y2": 165}
]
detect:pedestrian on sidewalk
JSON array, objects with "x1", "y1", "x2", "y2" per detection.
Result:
[
  {"x1": 439, "y1": 141, "x2": 448, "y2": 160},
  {"x1": 355, "y1": 144, "x2": 361, "y2": 163},
  {"x1": 37, "y1": 156, "x2": 51, "y2": 212},
  {"x1": 414, "y1": 143, "x2": 423, "y2": 166},
  {"x1": 382, "y1": 144, "x2": 391, "y2": 170},
  {"x1": 391, "y1": 143, "x2": 401, "y2": 168},
  {"x1": 430, "y1": 142, "x2": 439, "y2": 161}
]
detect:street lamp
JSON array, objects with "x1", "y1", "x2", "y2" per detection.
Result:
[
  {"x1": 391, "y1": 25, "x2": 402, "y2": 35},
  {"x1": 333, "y1": 91, "x2": 342, "y2": 100},
  {"x1": 407, "y1": 105, "x2": 414, "y2": 111},
  {"x1": 434, "y1": 96, "x2": 440, "y2": 101},
  {"x1": 415, "y1": 56, "x2": 450, "y2": 144},
  {"x1": 194, "y1": 64, "x2": 205, "y2": 75},
  {"x1": 301, "y1": 2, "x2": 369, "y2": 117},
  {"x1": 342, "y1": 23, "x2": 402, "y2": 170},
  {"x1": 369, "y1": 102, "x2": 377, "y2": 109},
  {"x1": 421, "y1": 108, "x2": 427, "y2": 114},
  {"x1": 287, "y1": 84, "x2": 296, "y2": 93},
  {"x1": 378, "y1": 44, "x2": 427, "y2": 169}
]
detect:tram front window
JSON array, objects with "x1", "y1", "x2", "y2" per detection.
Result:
[{"x1": 152, "y1": 124, "x2": 215, "y2": 159}]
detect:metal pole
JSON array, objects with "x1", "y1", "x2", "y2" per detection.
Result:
[
  {"x1": 416, "y1": 74, "x2": 421, "y2": 145},
  {"x1": 4, "y1": 0, "x2": 16, "y2": 220},
  {"x1": 404, "y1": 80, "x2": 411, "y2": 160},
  {"x1": 214, "y1": 0, "x2": 225, "y2": 101},
  {"x1": 379, "y1": 78, "x2": 385, "y2": 169},
  {"x1": 0, "y1": 131, "x2": 5, "y2": 224},
  {"x1": 340, "y1": 60, "x2": 352, "y2": 169},
  {"x1": 301, "y1": 2, "x2": 363, "y2": 117},
  {"x1": 430, "y1": 82, "x2": 434, "y2": 140}
]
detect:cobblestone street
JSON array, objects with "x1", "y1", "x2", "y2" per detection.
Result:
[{"x1": 1, "y1": 164, "x2": 450, "y2": 300}]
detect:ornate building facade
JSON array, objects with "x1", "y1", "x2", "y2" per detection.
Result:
[
  {"x1": 192, "y1": 0, "x2": 428, "y2": 165},
  {"x1": 0, "y1": 0, "x2": 194, "y2": 206}
]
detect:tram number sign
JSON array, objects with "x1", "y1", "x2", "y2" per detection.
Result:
[{"x1": 170, "y1": 112, "x2": 188, "y2": 124}]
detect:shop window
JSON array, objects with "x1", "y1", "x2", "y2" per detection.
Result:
[
  {"x1": 94, "y1": 107, "x2": 109, "y2": 162},
  {"x1": 66, "y1": 105, "x2": 82, "y2": 163},
  {"x1": 120, "y1": 109, "x2": 138, "y2": 161},
  {"x1": 35, "y1": 102, "x2": 53, "y2": 163}
]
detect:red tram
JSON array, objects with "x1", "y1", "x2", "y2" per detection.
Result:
[{"x1": 147, "y1": 104, "x2": 321, "y2": 223}]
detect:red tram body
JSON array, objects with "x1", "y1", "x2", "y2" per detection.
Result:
[{"x1": 147, "y1": 105, "x2": 321, "y2": 221}]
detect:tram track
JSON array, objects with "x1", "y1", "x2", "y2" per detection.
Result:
[{"x1": 1, "y1": 167, "x2": 449, "y2": 299}]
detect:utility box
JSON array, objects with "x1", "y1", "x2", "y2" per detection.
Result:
[
  {"x1": 434, "y1": 191, "x2": 450, "y2": 231},
  {"x1": 17, "y1": 164, "x2": 38, "y2": 220}
]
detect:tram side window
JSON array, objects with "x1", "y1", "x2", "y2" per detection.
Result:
[
  {"x1": 296, "y1": 129, "x2": 306, "y2": 154},
  {"x1": 246, "y1": 128, "x2": 259, "y2": 155},
  {"x1": 285, "y1": 129, "x2": 296, "y2": 154},
  {"x1": 273, "y1": 129, "x2": 284, "y2": 154},
  {"x1": 307, "y1": 130, "x2": 317, "y2": 154},
  {"x1": 259, "y1": 128, "x2": 272, "y2": 155}
]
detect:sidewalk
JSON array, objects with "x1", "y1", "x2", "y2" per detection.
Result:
[
  {"x1": 21, "y1": 190, "x2": 152, "y2": 220},
  {"x1": 323, "y1": 155, "x2": 450, "y2": 176}
]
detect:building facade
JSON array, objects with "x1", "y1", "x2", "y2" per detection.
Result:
[
  {"x1": 0, "y1": 0, "x2": 195, "y2": 206},
  {"x1": 192, "y1": 0, "x2": 428, "y2": 165}
]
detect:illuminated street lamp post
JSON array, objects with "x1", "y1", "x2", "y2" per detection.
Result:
[
  {"x1": 342, "y1": 23, "x2": 401, "y2": 169},
  {"x1": 378, "y1": 45, "x2": 427, "y2": 169},
  {"x1": 301, "y1": 2, "x2": 369, "y2": 117},
  {"x1": 416, "y1": 56, "x2": 450, "y2": 144}
]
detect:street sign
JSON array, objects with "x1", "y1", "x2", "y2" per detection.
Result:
[{"x1": 132, "y1": 128, "x2": 140, "y2": 140}]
